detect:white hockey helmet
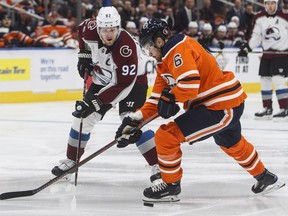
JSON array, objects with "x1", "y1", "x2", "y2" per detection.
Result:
[
  {"x1": 217, "y1": 25, "x2": 227, "y2": 33},
  {"x1": 96, "y1": 6, "x2": 121, "y2": 28},
  {"x1": 203, "y1": 23, "x2": 212, "y2": 32},
  {"x1": 264, "y1": 0, "x2": 278, "y2": 15},
  {"x1": 264, "y1": 0, "x2": 278, "y2": 3},
  {"x1": 188, "y1": 21, "x2": 198, "y2": 29}
]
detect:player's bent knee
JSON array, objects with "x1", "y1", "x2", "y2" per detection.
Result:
[{"x1": 155, "y1": 122, "x2": 184, "y2": 149}]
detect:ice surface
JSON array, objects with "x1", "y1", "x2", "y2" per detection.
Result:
[{"x1": 0, "y1": 93, "x2": 287, "y2": 216}]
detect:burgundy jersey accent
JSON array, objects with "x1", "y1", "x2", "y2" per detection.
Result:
[{"x1": 78, "y1": 18, "x2": 148, "y2": 105}]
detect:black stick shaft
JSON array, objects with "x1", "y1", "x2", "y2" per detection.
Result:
[{"x1": 0, "y1": 114, "x2": 158, "y2": 200}]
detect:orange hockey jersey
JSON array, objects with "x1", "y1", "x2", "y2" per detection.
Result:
[
  {"x1": 34, "y1": 24, "x2": 73, "y2": 44},
  {"x1": 140, "y1": 34, "x2": 247, "y2": 121}
]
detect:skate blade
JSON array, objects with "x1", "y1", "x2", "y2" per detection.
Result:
[
  {"x1": 51, "y1": 174, "x2": 72, "y2": 182},
  {"x1": 259, "y1": 181, "x2": 286, "y2": 196},
  {"x1": 254, "y1": 116, "x2": 273, "y2": 121},
  {"x1": 273, "y1": 117, "x2": 288, "y2": 122},
  {"x1": 142, "y1": 195, "x2": 180, "y2": 203}
]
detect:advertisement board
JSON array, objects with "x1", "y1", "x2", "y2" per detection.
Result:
[{"x1": 0, "y1": 48, "x2": 268, "y2": 103}]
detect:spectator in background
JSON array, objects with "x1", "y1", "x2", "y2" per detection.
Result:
[
  {"x1": 138, "y1": 16, "x2": 148, "y2": 30},
  {"x1": 198, "y1": 23, "x2": 213, "y2": 47},
  {"x1": 243, "y1": 3, "x2": 255, "y2": 40},
  {"x1": 175, "y1": 0, "x2": 198, "y2": 33},
  {"x1": 230, "y1": 15, "x2": 245, "y2": 35},
  {"x1": 16, "y1": 0, "x2": 36, "y2": 14},
  {"x1": 82, "y1": 0, "x2": 93, "y2": 11},
  {"x1": 162, "y1": 7, "x2": 175, "y2": 30},
  {"x1": 120, "y1": 0, "x2": 135, "y2": 28},
  {"x1": 199, "y1": 0, "x2": 215, "y2": 29},
  {"x1": 135, "y1": 2, "x2": 147, "y2": 25},
  {"x1": 145, "y1": 4, "x2": 157, "y2": 19},
  {"x1": 226, "y1": 0, "x2": 245, "y2": 30},
  {"x1": 0, "y1": 13, "x2": 36, "y2": 48},
  {"x1": 125, "y1": 20, "x2": 139, "y2": 40},
  {"x1": 212, "y1": 25, "x2": 229, "y2": 48},
  {"x1": 34, "y1": 11, "x2": 77, "y2": 48},
  {"x1": 283, "y1": 0, "x2": 288, "y2": 13},
  {"x1": 12, "y1": 7, "x2": 38, "y2": 37},
  {"x1": 226, "y1": 21, "x2": 244, "y2": 47},
  {"x1": 183, "y1": 21, "x2": 200, "y2": 40}
]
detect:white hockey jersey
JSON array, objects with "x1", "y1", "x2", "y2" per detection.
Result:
[{"x1": 249, "y1": 10, "x2": 288, "y2": 58}]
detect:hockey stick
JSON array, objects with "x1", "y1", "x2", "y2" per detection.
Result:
[
  {"x1": 0, "y1": 114, "x2": 159, "y2": 200},
  {"x1": 75, "y1": 72, "x2": 88, "y2": 186}
]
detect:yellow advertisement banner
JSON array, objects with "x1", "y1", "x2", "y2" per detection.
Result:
[{"x1": 0, "y1": 58, "x2": 30, "y2": 81}]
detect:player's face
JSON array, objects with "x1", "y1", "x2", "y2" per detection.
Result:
[
  {"x1": 99, "y1": 27, "x2": 119, "y2": 46},
  {"x1": 265, "y1": 1, "x2": 277, "y2": 14},
  {"x1": 144, "y1": 42, "x2": 162, "y2": 62}
]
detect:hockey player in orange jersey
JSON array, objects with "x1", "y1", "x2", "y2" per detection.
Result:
[
  {"x1": 34, "y1": 12, "x2": 77, "y2": 48},
  {"x1": 115, "y1": 18, "x2": 285, "y2": 202}
]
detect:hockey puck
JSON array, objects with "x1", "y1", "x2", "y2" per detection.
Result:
[{"x1": 143, "y1": 202, "x2": 154, "y2": 207}]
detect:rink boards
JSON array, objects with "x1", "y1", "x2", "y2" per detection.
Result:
[{"x1": 0, "y1": 47, "x2": 283, "y2": 103}]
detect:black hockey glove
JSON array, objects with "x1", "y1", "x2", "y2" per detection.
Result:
[
  {"x1": 238, "y1": 42, "x2": 252, "y2": 57},
  {"x1": 77, "y1": 50, "x2": 94, "y2": 79},
  {"x1": 72, "y1": 93, "x2": 103, "y2": 118},
  {"x1": 158, "y1": 88, "x2": 180, "y2": 119},
  {"x1": 115, "y1": 116, "x2": 143, "y2": 148},
  {"x1": 218, "y1": 41, "x2": 225, "y2": 50}
]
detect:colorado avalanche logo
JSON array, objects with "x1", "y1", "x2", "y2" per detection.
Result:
[
  {"x1": 120, "y1": 45, "x2": 132, "y2": 57},
  {"x1": 161, "y1": 74, "x2": 176, "y2": 87},
  {"x1": 87, "y1": 20, "x2": 97, "y2": 30},
  {"x1": 265, "y1": 27, "x2": 280, "y2": 40}
]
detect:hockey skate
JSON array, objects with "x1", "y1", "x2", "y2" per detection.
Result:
[
  {"x1": 272, "y1": 109, "x2": 288, "y2": 122},
  {"x1": 51, "y1": 158, "x2": 76, "y2": 180},
  {"x1": 142, "y1": 179, "x2": 181, "y2": 202},
  {"x1": 254, "y1": 108, "x2": 273, "y2": 120},
  {"x1": 252, "y1": 169, "x2": 285, "y2": 195},
  {"x1": 150, "y1": 164, "x2": 161, "y2": 183}
]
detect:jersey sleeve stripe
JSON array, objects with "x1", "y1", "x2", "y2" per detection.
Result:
[
  {"x1": 176, "y1": 70, "x2": 199, "y2": 82},
  {"x1": 177, "y1": 83, "x2": 200, "y2": 89},
  {"x1": 203, "y1": 88, "x2": 244, "y2": 106},
  {"x1": 146, "y1": 98, "x2": 158, "y2": 104},
  {"x1": 196, "y1": 77, "x2": 239, "y2": 98}
]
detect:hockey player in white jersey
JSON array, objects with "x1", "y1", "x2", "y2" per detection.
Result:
[
  {"x1": 51, "y1": 6, "x2": 160, "y2": 182},
  {"x1": 238, "y1": 0, "x2": 288, "y2": 121}
]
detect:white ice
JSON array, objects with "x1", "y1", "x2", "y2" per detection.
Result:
[{"x1": 0, "y1": 93, "x2": 287, "y2": 216}]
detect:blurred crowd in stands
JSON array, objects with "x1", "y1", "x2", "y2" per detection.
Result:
[{"x1": 0, "y1": 0, "x2": 287, "y2": 49}]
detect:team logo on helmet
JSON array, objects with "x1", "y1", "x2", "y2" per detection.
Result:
[
  {"x1": 163, "y1": 28, "x2": 169, "y2": 35},
  {"x1": 120, "y1": 45, "x2": 132, "y2": 57}
]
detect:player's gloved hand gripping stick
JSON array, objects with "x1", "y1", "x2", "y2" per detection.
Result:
[{"x1": 0, "y1": 114, "x2": 159, "y2": 200}]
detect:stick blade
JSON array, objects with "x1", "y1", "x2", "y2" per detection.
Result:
[{"x1": 0, "y1": 190, "x2": 35, "y2": 200}]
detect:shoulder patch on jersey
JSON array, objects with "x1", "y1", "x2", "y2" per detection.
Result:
[
  {"x1": 161, "y1": 73, "x2": 176, "y2": 87},
  {"x1": 120, "y1": 45, "x2": 132, "y2": 57},
  {"x1": 174, "y1": 53, "x2": 183, "y2": 68},
  {"x1": 87, "y1": 20, "x2": 97, "y2": 31}
]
